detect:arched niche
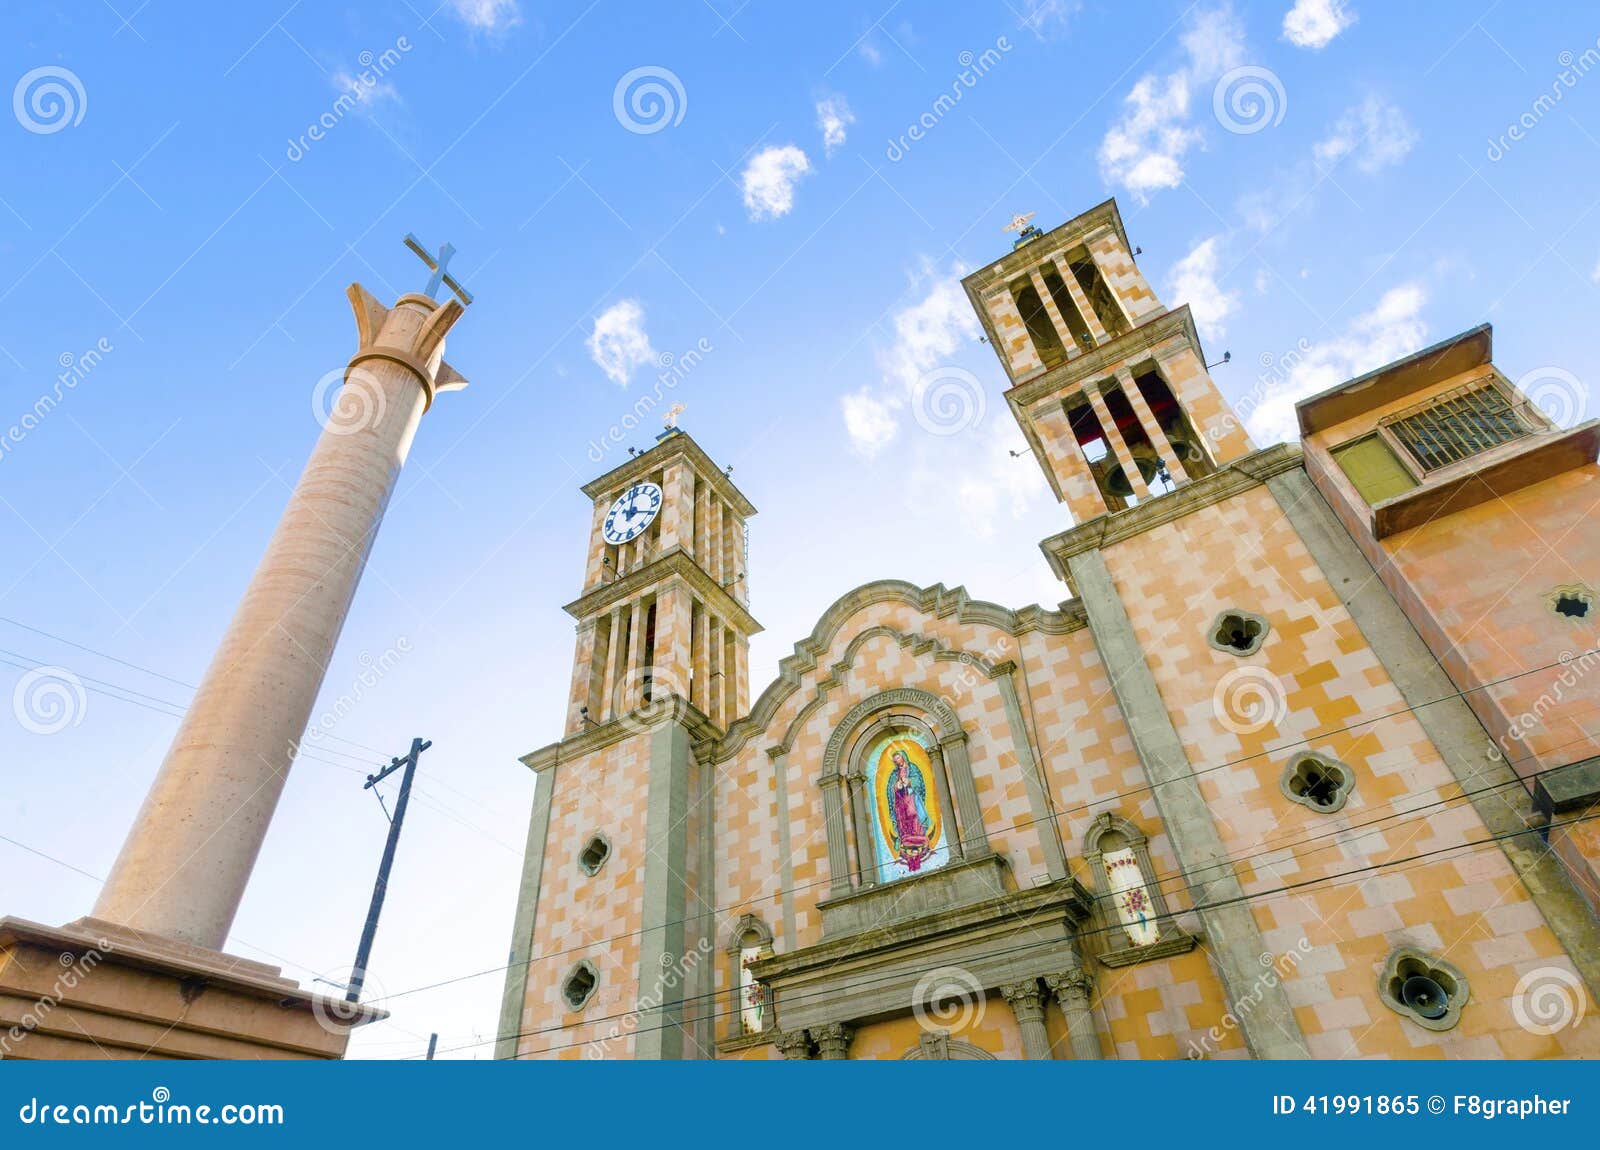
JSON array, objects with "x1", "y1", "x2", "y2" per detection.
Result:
[{"x1": 819, "y1": 689, "x2": 990, "y2": 893}]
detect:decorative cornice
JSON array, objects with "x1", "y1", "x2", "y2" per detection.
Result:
[
  {"x1": 518, "y1": 693, "x2": 719, "y2": 772},
  {"x1": 1003, "y1": 304, "x2": 1205, "y2": 412},
  {"x1": 1039, "y1": 443, "x2": 1305, "y2": 577},
  {"x1": 959, "y1": 198, "x2": 1131, "y2": 296},
  {"x1": 564, "y1": 547, "x2": 762, "y2": 635},
  {"x1": 749, "y1": 873, "x2": 1094, "y2": 982},
  {"x1": 716, "y1": 581, "x2": 1086, "y2": 760},
  {"x1": 580, "y1": 429, "x2": 756, "y2": 518}
]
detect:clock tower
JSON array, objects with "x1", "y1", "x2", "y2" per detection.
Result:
[
  {"x1": 499, "y1": 426, "x2": 761, "y2": 1059},
  {"x1": 563, "y1": 427, "x2": 760, "y2": 734}
]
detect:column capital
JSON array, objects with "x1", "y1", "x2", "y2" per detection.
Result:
[
  {"x1": 345, "y1": 284, "x2": 468, "y2": 413},
  {"x1": 813, "y1": 1022, "x2": 854, "y2": 1059},
  {"x1": 1045, "y1": 968, "x2": 1094, "y2": 1003},
  {"x1": 775, "y1": 1029, "x2": 813, "y2": 1059},
  {"x1": 998, "y1": 979, "x2": 1047, "y2": 1022}
]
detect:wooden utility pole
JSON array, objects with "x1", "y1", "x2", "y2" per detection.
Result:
[{"x1": 346, "y1": 737, "x2": 430, "y2": 1003}]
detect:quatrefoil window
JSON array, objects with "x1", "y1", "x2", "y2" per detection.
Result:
[
  {"x1": 1208, "y1": 609, "x2": 1270, "y2": 656},
  {"x1": 561, "y1": 960, "x2": 599, "y2": 1011},
  {"x1": 578, "y1": 832, "x2": 612, "y2": 876},
  {"x1": 1280, "y1": 751, "x2": 1355, "y2": 813},
  {"x1": 1378, "y1": 948, "x2": 1469, "y2": 1031},
  {"x1": 1546, "y1": 584, "x2": 1594, "y2": 622}
]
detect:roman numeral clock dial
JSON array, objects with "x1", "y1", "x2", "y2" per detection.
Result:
[{"x1": 601, "y1": 481, "x2": 663, "y2": 545}]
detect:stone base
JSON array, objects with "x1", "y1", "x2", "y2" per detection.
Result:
[{"x1": 0, "y1": 916, "x2": 384, "y2": 1060}]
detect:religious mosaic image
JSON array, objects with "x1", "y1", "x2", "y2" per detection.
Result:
[
  {"x1": 1104, "y1": 847, "x2": 1160, "y2": 948},
  {"x1": 867, "y1": 731, "x2": 950, "y2": 883}
]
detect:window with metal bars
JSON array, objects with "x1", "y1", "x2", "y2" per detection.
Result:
[{"x1": 1382, "y1": 380, "x2": 1534, "y2": 472}]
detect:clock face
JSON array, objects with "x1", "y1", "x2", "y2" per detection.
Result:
[{"x1": 602, "y1": 481, "x2": 663, "y2": 545}]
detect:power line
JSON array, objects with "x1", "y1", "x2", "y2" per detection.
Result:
[
  {"x1": 365, "y1": 648, "x2": 1600, "y2": 1007},
  {"x1": 421, "y1": 805, "x2": 1600, "y2": 1060}
]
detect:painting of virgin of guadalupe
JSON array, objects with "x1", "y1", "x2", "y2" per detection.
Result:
[{"x1": 867, "y1": 733, "x2": 949, "y2": 883}]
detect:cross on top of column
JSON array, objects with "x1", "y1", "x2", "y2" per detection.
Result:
[{"x1": 403, "y1": 233, "x2": 474, "y2": 306}]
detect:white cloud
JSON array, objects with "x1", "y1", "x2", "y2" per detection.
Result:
[
  {"x1": 841, "y1": 265, "x2": 980, "y2": 455},
  {"x1": 816, "y1": 95, "x2": 855, "y2": 156},
  {"x1": 1019, "y1": 0, "x2": 1078, "y2": 39},
  {"x1": 1167, "y1": 236, "x2": 1239, "y2": 340},
  {"x1": 1282, "y1": 0, "x2": 1355, "y2": 49},
  {"x1": 330, "y1": 70, "x2": 399, "y2": 110},
  {"x1": 858, "y1": 40, "x2": 882, "y2": 66},
  {"x1": 740, "y1": 145, "x2": 812, "y2": 220},
  {"x1": 877, "y1": 270, "x2": 980, "y2": 391},
  {"x1": 1314, "y1": 96, "x2": 1417, "y2": 172},
  {"x1": 1098, "y1": 7, "x2": 1246, "y2": 200},
  {"x1": 841, "y1": 390, "x2": 900, "y2": 457},
  {"x1": 448, "y1": 0, "x2": 521, "y2": 31},
  {"x1": 586, "y1": 299, "x2": 657, "y2": 387},
  {"x1": 1246, "y1": 282, "x2": 1428, "y2": 443}
]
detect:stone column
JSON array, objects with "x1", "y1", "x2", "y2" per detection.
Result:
[
  {"x1": 1045, "y1": 969, "x2": 1103, "y2": 1060},
  {"x1": 1000, "y1": 980, "x2": 1052, "y2": 1059},
  {"x1": 92, "y1": 286, "x2": 467, "y2": 950},
  {"x1": 1086, "y1": 383, "x2": 1150, "y2": 501},
  {"x1": 820, "y1": 773, "x2": 853, "y2": 895},
  {"x1": 600, "y1": 605, "x2": 624, "y2": 719},
  {"x1": 940, "y1": 732, "x2": 991, "y2": 859},
  {"x1": 1027, "y1": 268, "x2": 1079, "y2": 359},
  {"x1": 1051, "y1": 255, "x2": 1110, "y2": 343},
  {"x1": 775, "y1": 1030, "x2": 813, "y2": 1059},
  {"x1": 813, "y1": 1022, "x2": 853, "y2": 1060},
  {"x1": 1116, "y1": 365, "x2": 1190, "y2": 482},
  {"x1": 847, "y1": 774, "x2": 877, "y2": 887}
]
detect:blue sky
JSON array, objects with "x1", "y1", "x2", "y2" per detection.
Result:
[{"x1": 2, "y1": 0, "x2": 1597, "y2": 1058}]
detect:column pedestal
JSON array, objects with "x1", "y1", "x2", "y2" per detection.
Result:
[{"x1": 0, "y1": 917, "x2": 380, "y2": 1060}]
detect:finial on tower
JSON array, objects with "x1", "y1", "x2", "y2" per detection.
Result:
[
  {"x1": 656, "y1": 401, "x2": 687, "y2": 442},
  {"x1": 1003, "y1": 210, "x2": 1044, "y2": 249},
  {"x1": 403, "y1": 233, "x2": 474, "y2": 306}
]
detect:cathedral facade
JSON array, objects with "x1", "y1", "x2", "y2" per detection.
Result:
[{"x1": 497, "y1": 198, "x2": 1600, "y2": 1060}]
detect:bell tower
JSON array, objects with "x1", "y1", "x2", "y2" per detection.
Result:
[
  {"x1": 563, "y1": 427, "x2": 759, "y2": 733},
  {"x1": 962, "y1": 200, "x2": 1254, "y2": 524}
]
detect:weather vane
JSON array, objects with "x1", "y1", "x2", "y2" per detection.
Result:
[
  {"x1": 1004, "y1": 211, "x2": 1043, "y2": 248},
  {"x1": 403, "y1": 233, "x2": 474, "y2": 306}
]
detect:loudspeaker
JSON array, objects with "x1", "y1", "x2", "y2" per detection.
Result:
[{"x1": 1400, "y1": 974, "x2": 1450, "y2": 1020}]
